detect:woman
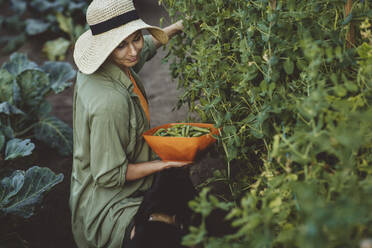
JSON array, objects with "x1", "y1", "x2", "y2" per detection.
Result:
[{"x1": 70, "y1": 0, "x2": 188, "y2": 247}]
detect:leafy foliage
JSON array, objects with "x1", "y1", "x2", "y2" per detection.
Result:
[
  {"x1": 0, "y1": 0, "x2": 89, "y2": 57},
  {"x1": 161, "y1": 0, "x2": 372, "y2": 247},
  {"x1": 0, "y1": 53, "x2": 74, "y2": 156},
  {"x1": 0, "y1": 166, "x2": 63, "y2": 218},
  {"x1": 0, "y1": 52, "x2": 72, "y2": 247},
  {"x1": 35, "y1": 116, "x2": 73, "y2": 156},
  {"x1": 5, "y1": 138, "x2": 35, "y2": 161}
]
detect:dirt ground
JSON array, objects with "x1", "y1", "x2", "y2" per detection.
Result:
[{"x1": 1, "y1": 1, "x2": 227, "y2": 247}]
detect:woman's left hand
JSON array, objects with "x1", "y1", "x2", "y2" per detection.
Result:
[
  {"x1": 173, "y1": 20, "x2": 184, "y2": 32},
  {"x1": 152, "y1": 20, "x2": 184, "y2": 48}
]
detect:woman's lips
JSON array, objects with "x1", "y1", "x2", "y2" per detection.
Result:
[{"x1": 128, "y1": 57, "x2": 137, "y2": 63}]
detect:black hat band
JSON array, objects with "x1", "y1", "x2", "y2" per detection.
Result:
[{"x1": 90, "y1": 10, "x2": 139, "y2": 35}]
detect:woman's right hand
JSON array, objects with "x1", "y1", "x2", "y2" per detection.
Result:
[
  {"x1": 161, "y1": 160, "x2": 191, "y2": 170},
  {"x1": 126, "y1": 160, "x2": 191, "y2": 181}
]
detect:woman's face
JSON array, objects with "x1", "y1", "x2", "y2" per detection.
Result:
[{"x1": 111, "y1": 31, "x2": 144, "y2": 68}]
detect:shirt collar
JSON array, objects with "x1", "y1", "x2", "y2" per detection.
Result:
[{"x1": 98, "y1": 60, "x2": 134, "y2": 90}]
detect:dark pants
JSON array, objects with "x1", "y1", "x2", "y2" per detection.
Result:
[
  {"x1": 122, "y1": 190, "x2": 144, "y2": 247},
  {"x1": 122, "y1": 218, "x2": 135, "y2": 247}
]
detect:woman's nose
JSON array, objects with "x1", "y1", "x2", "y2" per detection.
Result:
[{"x1": 128, "y1": 43, "x2": 138, "y2": 56}]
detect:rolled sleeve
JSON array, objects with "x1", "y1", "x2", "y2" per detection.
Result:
[
  {"x1": 89, "y1": 93, "x2": 132, "y2": 188},
  {"x1": 133, "y1": 35, "x2": 157, "y2": 73}
]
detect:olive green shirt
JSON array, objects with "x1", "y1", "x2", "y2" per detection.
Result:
[{"x1": 70, "y1": 35, "x2": 157, "y2": 248}]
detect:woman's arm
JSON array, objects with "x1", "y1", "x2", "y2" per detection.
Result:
[
  {"x1": 126, "y1": 160, "x2": 189, "y2": 181},
  {"x1": 151, "y1": 20, "x2": 184, "y2": 49}
]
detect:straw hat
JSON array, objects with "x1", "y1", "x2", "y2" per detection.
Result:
[{"x1": 73, "y1": 0, "x2": 168, "y2": 74}]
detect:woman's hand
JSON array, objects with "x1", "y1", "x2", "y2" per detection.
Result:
[
  {"x1": 152, "y1": 20, "x2": 184, "y2": 49},
  {"x1": 161, "y1": 160, "x2": 190, "y2": 170},
  {"x1": 173, "y1": 20, "x2": 184, "y2": 33},
  {"x1": 126, "y1": 160, "x2": 191, "y2": 181}
]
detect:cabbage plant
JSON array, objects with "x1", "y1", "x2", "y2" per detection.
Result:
[
  {"x1": 0, "y1": 0, "x2": 89, "y2": 58},
  {"x1": 0, "y1": 52, "x2": 73, "y2": 247},
  {"x1": 0, "y1": 52, "x2": 74, "y2": 156}
]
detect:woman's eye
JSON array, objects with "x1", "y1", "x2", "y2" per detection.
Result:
[
  {"x1": 134, "y1": 35, "x2": 141, "y2": 42},
  {"x1": 117, "y1": 42, "x2": 127, "y2": 49}
]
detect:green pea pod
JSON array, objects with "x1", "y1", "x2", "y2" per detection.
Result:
[
  {"x1": 185, "y1": 125, "x2": 190, "y2": 137},
  {"x1": 154, "y1": 128, "x2": 166, "y2": 136},
  {"x1": 167, "y1": 130, "x2": 181, "y2": 137},
  {"x1": 191, "y1": 126, "x2": 211, "y2": 133},
  {"x1": 192, "y1": 131, "x2": 204, "y2": 137}
]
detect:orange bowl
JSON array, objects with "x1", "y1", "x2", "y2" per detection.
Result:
[{"x1": 143, "y1": 123, "x2": 219, "y2": 162}]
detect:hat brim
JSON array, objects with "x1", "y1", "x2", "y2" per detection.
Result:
[{"x1": 73, "y1": 19, "x2": 168, "y2": 74}]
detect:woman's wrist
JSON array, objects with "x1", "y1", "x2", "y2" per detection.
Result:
[
  {"x1": 126, "y1": 160, "x2": 190, "y2": 181},
  {"x1": 152, "y1": 160, "x2": 168, "y2": 171},
  {"x1": 152, "y1": 20, "x2": 184, "y2": 49},
  {"x1": 163, "y1": 23, "x2": 182, "y2": 41}
]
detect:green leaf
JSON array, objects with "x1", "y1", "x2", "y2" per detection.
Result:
[
  {"x1": 34, "y1": 116, "x2": 73, "y2": 156},
  {"x1": 16, "y1": 69, "x2": 50, "y2": 107},
  {"x1": 3, "y1": 15, "x2": 24, "y2": 32},
  {"x1": 0, "y1": 102, "x2": 25, "y2": 116},
  {"x1": 30, "y1": 0, "x2": 62, "y2": 12},
  {"x1": 0, "y1": 69, "x2": 15, "y2": 103},
  {"x1": 342, "y1": 13, "x2": 353, "y2": 26},
  {"x1": 5, "y1": 138, "x2": 35, "y2": 160},
  {"x1": 10, "y1": 0, "x2": 27, "y2": 14},
  {"x1": 0, "y1": 126, "x2": 15, "y2": 140},
  {"x1": 56, "y1": 12, "x2": 73, "y2": 35},
  {"x1": 0, "y1": 133, "x2": 5, "y2": 152},
  {"x1": 2, "y1": 53, "x2": 38, "y2": 77},
  {"x1": 283, "y1": 59, "x2": 294, "y2": 75},
  {"x1": 357, "y1": 42, "x2": 372, "y2": 59},
  {"x1": 25, "y1": 19, "x2": 51, "y2": 35},
  {"x1": 38, "y1": 101, "x2": 52, "y2": 118},
  {"x1": 0, "y1": 34, "x2": 26, "y2": 55},
  {"x1": 42, "y1": 38, "x2": 70, "y2": 61},
  {"x1": 73, "y1": 24, "x2": 87, "y2": 42},
  {"x1": 0, "y1": 166, "x2": 63, "y2": 218},
  {"x1": 41, "y1": 61, "x2": 75, "y2": 94},
  {"x1": 68, "y1": 2, "x2": 86, "y2": 12}
]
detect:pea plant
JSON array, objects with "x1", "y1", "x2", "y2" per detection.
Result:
[{"x1": 161, "y1": 0, "x2": 372, "y2": 247}]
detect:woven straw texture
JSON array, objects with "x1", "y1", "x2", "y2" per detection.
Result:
[
  {"x1": 74, "y1": 0, "x2": 168, "y2": 74},
  {"x1": 87, "y1": 0, "x2": 135, "y2": 25}
]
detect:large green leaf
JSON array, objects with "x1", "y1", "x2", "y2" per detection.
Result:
[
  {"x1": 56, "y1": 12, "x2": 73, "y2": 36},
  {"x1": 68, "y1": 1, "x2": 86, "y2": 12},
  {"x1": 10, "y1": 0, "x2": 27, "y2": 14},
  {"x1": 5, "y1": 138, "x2": 35, "y2": 161},
  {"x1": 34, "y1": 116, "x2": 73, "y2": 156},
  {"x1": 0, "y1": 166, "x2": 63, "y2": 218},
  {"x1": 3, "y1": 15, "x2": 24, "y2": 32},
  {"x1": 37, "y1": 100, "x2": 52, "y2": 118},
  {"x1": 0, "y1": 132, "x2": 5, "y2": 152},
  {"x1": 16, "y1": 69, "x2": 50, "y2": 108},
  {"x1": 30, "y1": 0, "x2": 63, "y2": 13},
  {"x1": 42, "y1": 37, "x2": 70, "y2": 61},
  {"x1": 41, "y1": 61, "x2": 75, "y2": 94},
  {"x1": 0, "y1": 34, "x2": 26, "y2": 55},
  {"x1": 2, "y1": 53, "x2": 38, "y2": 77},
  {"x1": 0, "y1": 69, "x2": 15, "y2": 103},
  {"x1": 25, "y1": 19, "x2": 51, "y2": 36},
  {"x1": 0, "y1": 125, "x2": 15, "y2": 140},
  {"x1": 0, "y1": 102, "x2": 25, "y2": 116}
]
